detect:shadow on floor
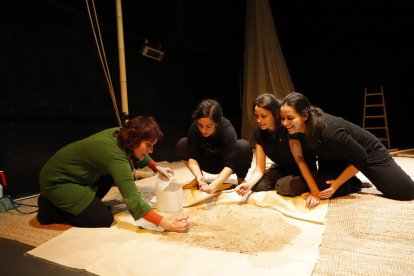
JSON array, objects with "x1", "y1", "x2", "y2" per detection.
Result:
[{"x1": 0, "y1": 238, "x2": 95, "y2": 275}]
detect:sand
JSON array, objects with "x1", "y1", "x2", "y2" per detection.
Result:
[{"x1": 163, "y1": 204, "x2": 301, "y2": 254}]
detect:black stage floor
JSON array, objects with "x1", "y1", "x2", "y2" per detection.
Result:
[{"x1": 0, "y1": 238, "x2": 95, "y2": 276}]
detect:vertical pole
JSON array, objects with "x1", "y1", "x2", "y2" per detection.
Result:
[{"x1": 115, "y1": 0, "x2": 129, "y2": 119}]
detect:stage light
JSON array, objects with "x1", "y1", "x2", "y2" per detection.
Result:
[{"x1": 140, "y1": 39, "x2": 164, "y2": 61}]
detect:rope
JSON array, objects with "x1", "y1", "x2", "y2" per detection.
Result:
[{"x1": 85, "y1": 0, "x2": 123, "y2": 127}]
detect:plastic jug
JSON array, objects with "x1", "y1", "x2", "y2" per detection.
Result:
[{"x1": 155, "y1": 174, "x2": 183, "y2": 213}]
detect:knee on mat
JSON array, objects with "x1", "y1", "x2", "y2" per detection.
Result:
[
  {"x1": 175, "y1": 137, "x2": 189, "y2": 160},
  {"x1": 88, "y1": 212, "x2": 114, "y2": 228},
  {"x1": 101, "y1": 214, "x2": 115, "y2": 228},
  {"x1": 95, "y1": 207, "x2": 115, "y2": 228},
  {"x1": 383, "y1": 191, "x2": 414, "y2": 201},
  {"x1": 252, "y1": 180, "x2": 274, "y2": 192},
  {"x1": 275, "y1": 176, "x2": 308, "y2": 197},
  {"x1": 37, "y1": 194, "x2": 67, "y2": 225}
]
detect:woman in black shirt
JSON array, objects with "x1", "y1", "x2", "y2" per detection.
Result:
[
  {"x1": 235, "y1": 93, "x2": 317, "y2": 197},
  {"x1": 280, "y1": 92, "x2": 414, "y2": 207},
  {"x1": 176, "y1": 99, "x2": 252, "y2": 193}
]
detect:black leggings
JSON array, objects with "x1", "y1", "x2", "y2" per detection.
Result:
[
  {"x1": 252, "y1": 165, "x2": 309, "y2": 196},
  {"x1": 361, "y1": 158, "x2": 414, "y2": 200},
  {"x1": 175, "y1": 137, "x2": 252, "y2": 178},
  {"x1": 37, "y1": 175, "x2": 114, "y2": 227},
  {"x1": 253, "y1": 165, "x2": 362, "y2": 198},
  {"x1": 317, "y1": 156, "x2": 414, "y2": 200},
  {"x1": 315, "y1": 170, "x2": 362, "y2": 197}
]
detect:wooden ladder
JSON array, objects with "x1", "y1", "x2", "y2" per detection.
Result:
[{"x1": 362, "y1": 86, "x2": 391, "y2": 149}]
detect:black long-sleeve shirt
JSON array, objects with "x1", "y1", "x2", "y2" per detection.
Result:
[
  {"x1": 187, "y1": 117, "x2": 237, "y2": 170},
  {"x1": 254, "y1": 126, "x2": 317, "y2": 175},
  {"x1": 299, "y1": 113, "x2": 391, "y2": 171}
]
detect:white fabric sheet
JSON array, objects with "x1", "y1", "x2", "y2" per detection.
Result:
[{"x1": 28, "y1": 157, "x2": 330, "y2": 276}]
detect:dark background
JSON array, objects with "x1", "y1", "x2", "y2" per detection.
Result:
[{"x1": 1, "y1": 0, "x2": 413, "y2": 198}]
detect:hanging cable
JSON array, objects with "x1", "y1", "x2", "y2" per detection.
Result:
[{"x1": 85, "y1": 0, "x2": 123, "y2": 127}]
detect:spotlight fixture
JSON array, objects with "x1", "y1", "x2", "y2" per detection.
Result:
[{"x1": 140, "y1": 39, "x2": 164, "y2": 61}]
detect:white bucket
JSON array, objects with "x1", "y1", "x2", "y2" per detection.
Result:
[{"x1": 155, "y1": 175, "x2": 183, "y2": 213}]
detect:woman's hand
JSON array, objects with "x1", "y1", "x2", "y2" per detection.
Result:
[
  {"x1": 159, "y1": 214, "x2": 190, "y2": 233},
  {"x1": 196, "y1": 175, "x2": 208, "y2": 188},
  {"x1": 319, "y1": 179, "x2": 339, "y2": 199},
  {"x1": 306, "y1": 193, "x2": 320, "y2": 208},
  {"x1": 156, "y1": 166, "x2": 174, "y2": 179},
  {"x1": 200, "y1": 183, "x2": 218, "y2": 194},
  {"x1": 235, "y1": 182, "x2": 253, "y2": 196}
]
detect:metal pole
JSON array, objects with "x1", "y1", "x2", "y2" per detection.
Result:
[{"x1": 115, "y1": 0, "x2": 129, "y2": 118}]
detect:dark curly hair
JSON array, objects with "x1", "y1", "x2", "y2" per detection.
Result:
[{"x1": 114, "y1": 116, "x2": 164, "y2": 156}]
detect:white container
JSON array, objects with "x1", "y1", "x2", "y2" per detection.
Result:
[
  {"x1": 0, "y1": 184, "x2": 3, "y2": 198},
  {"x1": 155, "y1": 175, "x2": 183, "y2": 213}
]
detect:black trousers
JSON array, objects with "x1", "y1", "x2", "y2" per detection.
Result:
[
  {"x1": 37, "y1": 174, "x2": 114, "y2": 227},
  {"x1": 175, "y1": 137, "x2": 253, "y2": 179},
  {"x1": 253, "y1": 164, "x2": 362, "y2": 198},
  {"x1": 360, "y1": 158, "x2": 414, "y2": 200},
  {"x1": 317, "y1": 156, "x2": 414, "y2": 200},
  {"x1": 252, "y1": 165, "x2": 309, "y2": 196}
]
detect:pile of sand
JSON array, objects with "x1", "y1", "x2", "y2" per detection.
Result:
[{"x1": 163, "y1": 204, "x2": 301, "y2": 254}]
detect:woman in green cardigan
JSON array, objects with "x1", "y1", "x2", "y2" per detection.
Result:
[{"x1": 37, "y1": 116, "x2": 189, "y2": 233}]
